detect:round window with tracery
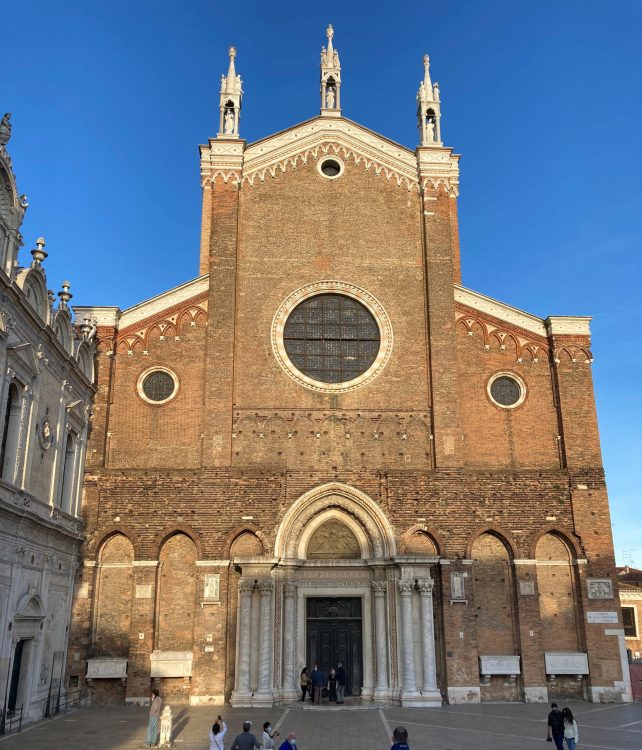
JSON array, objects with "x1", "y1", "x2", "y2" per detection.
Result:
[
  {"x1": 488, "y1": 373, "x2": 525, "y2": 409},
  {"x1": 137, "y1": 368, "x2": 178, "y2": 405},
  {"x1": 283, "y1": 294, "x2": 380, "y2": 384},
  {"x1": 271, "y1": 282, "x2": 393, "y2": 394}
]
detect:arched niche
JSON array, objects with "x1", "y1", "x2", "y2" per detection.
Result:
[
  {"x1": 304, "y1": 515, "x2": 363, "y2": 560},
  {"x1": 95, "y1": 534, "x2": 134, "y2": 657},
  {"x1": 15, "y1": 268, "x2": 49, "y2": 323},
  {"x1": 158, "y1": 533, "x2": 197, "y2": 651},
  {"x1": 405, "y1": 530, "x2": 438, "y2": 556},
  {"x1": 535, "y1": 532, "x2": 579, "y2": 650},
  {"x1": 230, "y1": 530, "x2": 264, "y2": 558},
  {"x1": 76, "y1": 341, "x2": 94, "y2": 380},
  {"x1": 275, "y1": 482, "x2": 396, "y2": 561},
  {"x1": 52, "y1": 310, "x2": 74, "y2": 354}
]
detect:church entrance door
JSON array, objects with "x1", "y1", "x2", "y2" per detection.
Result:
[{"x1": 306, "y1": 597, "x2": 362, "y2": 697}]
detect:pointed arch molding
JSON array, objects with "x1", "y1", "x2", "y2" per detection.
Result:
[{"x1": 275, "y1": 482, "x2": 396, "y2": 560}]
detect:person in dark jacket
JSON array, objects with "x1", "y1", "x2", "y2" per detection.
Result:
[
  {"x1": 230, "y1": 721, "x2": 261, "y2": 750},
  {"x1": 547, "y1": 703, "x2": 565, "y2": 750},
  {"x1": 310, "y1": 664, "x2": 325, "y2": 704},
  {"x1": 327, "y1": 668, "x2": 337, "y2": 703},
  {"x1": 336, "y1": 662, "x2": 347, "y2": 704},
  {"x1": 391, "y1": 725, "x2": 409, "y2": 750}
]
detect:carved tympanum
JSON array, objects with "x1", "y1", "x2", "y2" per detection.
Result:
[{"x1": 306, "y1": 519, "x2": 360, "y2": 559}]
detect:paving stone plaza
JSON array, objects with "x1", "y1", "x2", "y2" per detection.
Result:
[{"x1": 1, "y1": 702, "x2": 641, "y2": 750}]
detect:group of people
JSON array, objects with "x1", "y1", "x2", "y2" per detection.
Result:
[
  {"x1": 299, "y1": 663, "x2": 347, "y2": 704},
  {"x1": 210, "y1": 718, "x2": 297, "y2": 750},
  {"x1": 547, "y1": 703, "x2": 580, "y2": 750}
]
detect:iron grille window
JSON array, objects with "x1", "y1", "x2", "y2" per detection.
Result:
[
  {"x1": 283, "y1": 294, "x2": 380, "y2": 384},
  {"x1": 142, "y1": 370, "x2": 175, "y2": 402},
  {"x1": 490, "y1": 375, "x2": 522, "y2": 406},
  {"x1": 623, "y1": 606, "x2": 637, "y2": 638}
]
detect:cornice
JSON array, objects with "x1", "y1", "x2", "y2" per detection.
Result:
[
  {"x1": 118, "y1": 275, "x2": 209, "y2": 331},
  {"x1": 242, "y1": 117, "x2": 419, "y2": 191},
  {"x1": 454, "y1": 286, "x2": 548, "y2": 339}
]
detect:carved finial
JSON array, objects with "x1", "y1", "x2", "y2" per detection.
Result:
[
  {"x1": 30, "y1": 236, "x2": 48, "y2": 268},
  {"x1": 58, "y1": 280, "x2": 72, "y2": 309},
  {"x1": 0, "y1": 113, "x2": 11, "y2": 147},
  {"x1": 218, "y1": 46, "x2": 243, "y2": 137},
  {"x1": 417, "y1": 53, "x2": 442, "y2": 146},
  {"x1": 320, "y1": 24, "x2": 341, "y2": 115}
]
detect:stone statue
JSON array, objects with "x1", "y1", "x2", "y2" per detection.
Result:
[
  {"x1": 224, "y1": 108, "x2": 235, "y2": 134},
  {"x1": 326, "y1": 86, "x2": 335, "y2": 109},
  {"x1": 0, "y1": 113, "x2": 11, "y2": 146},
  {"x1": 433, "y1": 82, "x2": 440, "y2": 102},
  {"x1": 426, "y1": 118, "x2": 435, "y2": 142}
]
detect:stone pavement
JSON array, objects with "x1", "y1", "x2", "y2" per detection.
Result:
[{"x1": 1, "y1": 701, "x2": 641, "y2": 750}]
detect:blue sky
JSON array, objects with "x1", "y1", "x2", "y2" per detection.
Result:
[{"x1": 3, "y1": 1, "x2": 641, "y2": 564}]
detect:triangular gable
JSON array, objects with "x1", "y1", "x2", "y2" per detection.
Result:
[{"x1": 242, "y1": 116, "x2": 419, "y2": 190}]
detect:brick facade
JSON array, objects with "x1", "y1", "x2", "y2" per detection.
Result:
[{"x1": 67, "y1": 42, "x2": 630, "y2": 706}]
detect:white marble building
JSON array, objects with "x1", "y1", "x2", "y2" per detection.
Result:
[{"x1": 0, "y1": 116, "x2": 95, "y2": 724}]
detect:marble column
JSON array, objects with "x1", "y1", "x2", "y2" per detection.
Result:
[
  {"x1": 372, "y1": 581, "x2": 389, "y2": 698},
  {"x1": 254, "y1": 580, "x2": 274, "y2": 705},
  {"x1": 398, "y1": 580, "x2": 420, "y2": 703},
  {"x1": 418, "y1": 579, "x2": 438, "y2": 691},
  {"x1": 282, "y1": 582, "x2": 297, "y2": 698},
  {"x1": 231, "y1": 580, "x2": 254, "y2": 705}
]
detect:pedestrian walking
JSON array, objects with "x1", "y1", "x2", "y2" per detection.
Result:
[
  {"x1": 562, "y1": 707, "x2": 579, "y2": 750},
  {"x1": 263, "y1": 721, "x2": 280, "y2": 750},
  {"x1": 230, "y1": 721, "x2": 261, "y2": 750},
  {"x1": 336, "y1": 662, "x2": 346, "y2": 704},
  {"x1": 310, "y1": 664, "x2": 324, "y2": 704},
  {"x1": 300, "y1": 667, "x2": 310, "y2": 702},
  {"x1": 144, "y1": 688, "x2": 162, "y2": 747},
  {"x1": 391, "y1": 726, "x2": 409, "y2": 750},
  {"x1": 547, "y1": 702, "x2": 565, "y2": 750},
  {"x1": 327, "y1": 668, "x2": 337, "y2": 703},
  {"x1": 210, "y1": 715, "x2": 227, "y2": 750},
  {"x1": 278, "y1": 732, "x2": 297, "y2": 750}
]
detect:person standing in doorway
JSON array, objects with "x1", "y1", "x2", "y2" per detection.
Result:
[
  {"x1": 300, "y1": 667, "x2": 310, "y2": 702},
  {"x1": 145, "y1": 688, "x2": 162, "y2": 747},
  {"x1": 547, "y1": 703, "x2": 565, "y2": 750},
  {"x1": 336, "y1": 662, "x2": 346, "y2": 704},
  {"x1": 562, "y1": 707, "x2": 579, "y2": 750},
  {"x1": 310, "y1": 664, "x2": 324, "y2": 704},
  {"x1": 327, "y1": 668, "x2": 337, "y2": 703}
]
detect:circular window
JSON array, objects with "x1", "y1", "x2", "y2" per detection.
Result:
[
  {"x1": 283, "y1": 294, "x2": 380, "y2": 384},
  {"x1": 272, "y1": 281, "x2": 393, "y2": 393},
  {"x1": 318, "y1": 157, "x2": 344, "y2": 179},
  {"x1": 488, "y1": 373, "x2": 525, "y2": 409},
  {"x1": 137, "y1": 368, "x2": 178, "y2": 405}
]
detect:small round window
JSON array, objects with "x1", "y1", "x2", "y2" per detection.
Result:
[
  {"x1": 488, "y1": 373, "x2": 525, "y2": 409},
  {"x1": 318, "y1": 157, "x2": 344, "y2": 179},
  {"x1": 138, "y1": 368, "x2": 178, "y2": 405}
]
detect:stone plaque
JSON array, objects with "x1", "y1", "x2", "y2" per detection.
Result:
[
  {"x1": 135, "y1": 584, "x2": 152, "y2": 599},
  {"x1": 519, "y1": 580, "x2": 535, "y2": 596},
  {"x1": 75, "y1": 582, "x2": 89, "y2": 599},
  {"x1": 479, "y1": 655, "x2": 521, "y2": 675},
  {"x1": 587, "y1": 579, "x2": 613, "y2": 599},
  {"x1": 587, "y1": 611, "x2": 618, "y2": 624},
  {"x1": 86, "y1": 658, "x2": 127, "y2": 680},
  {"x1": 544, "y1": 651, "x2": 589, "y2": 675},
  {"x1": 451, "y1": 572, "x2": 465, "y2": 600},
  {"x1": 204, "y1": 573, "x2": 220, "y2": 601},
  {"x1": 150, "y1": 650, "x2": 193, "y2": 678}
]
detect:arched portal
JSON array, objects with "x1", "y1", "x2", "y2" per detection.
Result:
[{"x1": 230, "y1": 483, "x2": 440, "y2": 709}]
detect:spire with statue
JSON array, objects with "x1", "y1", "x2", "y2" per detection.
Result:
[
  {"x1": 320, "y1": 24, "x2": 341, "y2": 116},
  {"x1": 218, "y1": 46, "x2": 243, "y2": 138},
  {"x1": 417, "y1": 55, "x2": 442, "y2": 146}
]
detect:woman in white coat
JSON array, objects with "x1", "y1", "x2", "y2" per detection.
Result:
[{"x1": 562, "y1": 707, "x2": 579, "y2": 750}]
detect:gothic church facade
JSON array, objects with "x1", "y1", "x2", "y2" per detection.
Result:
[{"x1": 69, "y1": 28, "x2": 631, "y2": 706}]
